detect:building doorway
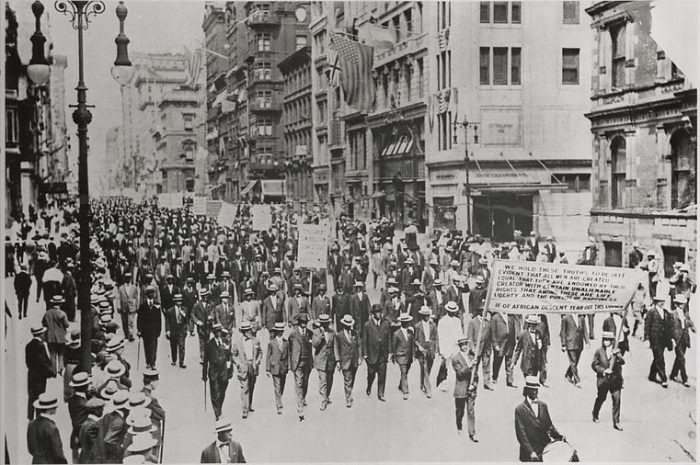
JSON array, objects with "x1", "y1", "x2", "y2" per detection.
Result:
[
  {"x1": 662, "y1": 245, "x2": 686, "y2": 277},
  {"x1": 473, "y1": 194, "x2": 533, "y2": 242},
  {"x1": 604, "y1": 241, "x2": 622, "y2": 267}
]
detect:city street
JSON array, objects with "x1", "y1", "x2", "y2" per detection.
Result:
[{"x1": 4, "y1": 275, "x2": 696, "y2": 463}]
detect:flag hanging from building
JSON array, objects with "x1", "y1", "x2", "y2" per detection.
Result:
[
  {"x1": 326, "y1": 46, "x2": 340, "y2": 87},
  {"x1": 183, "y1": 46, "x2": 203, "y2": 90},
  {"x1": 329, "y1": 32, "x2": 376, "y2": 113}
]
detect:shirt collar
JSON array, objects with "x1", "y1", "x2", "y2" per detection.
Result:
[{"x1": 216, "y1": 439, "x2": 230, "y2": 449}]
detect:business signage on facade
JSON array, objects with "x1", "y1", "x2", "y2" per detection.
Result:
[{"x1": 481, "y1": 108, "x2": 522, "y2": 146}]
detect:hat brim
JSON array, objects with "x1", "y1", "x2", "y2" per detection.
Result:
[{"x1": 33, "y1": 399, "x2": 59, "y2": 410}]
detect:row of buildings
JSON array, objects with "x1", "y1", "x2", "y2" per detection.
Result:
[{"x1": 5, "y1": 1, "x2": 72, "y2": 226}]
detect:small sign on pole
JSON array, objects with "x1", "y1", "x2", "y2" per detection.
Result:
[
  {"x1": 251, "y1": 204, "x2": 272, "y2": 231},
  {"x1": 297, "y1": 224, "x2": 329, "y2": 270}
]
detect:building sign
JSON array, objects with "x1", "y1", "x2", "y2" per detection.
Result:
[
  {"x1": 481, "y1": 108, "x2": 522, "y2": 146},
  {"x1": 40, "y1": 182, "x2": 68, "y2": 194},
  {"x1": 470, "y1": 170, "x2": 532, "y2": 183},
  {"x1": 295, "y1": 145, "x2": 308, "y2": 156},
  {"x1": 314, "y1": 167, "x2": 330, "y2": 184},
  {"x1": 485, "y1": 260, "x2": 646, "y2": 314},
  {"x1": 297, "y1": 224, "x2": 329, "y2": 269}
]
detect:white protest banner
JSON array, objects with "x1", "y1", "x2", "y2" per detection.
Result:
[
  {"x1": 297, "y1": 223, "x2": 329, "y2": 270},
  {"x1": 206, "y1": 200, "x2": 222, "y2": 218},
  {"x1": 251, "y1": 204, "x2": 272, "y2": 231},
  {"x1": 193, "y1": 196, "x2": 207, "y2": 216},
  {"x1": 485, "y1": 259, "x2": 646, "y2": 314},
  {"x1": 216, "y1": 201, "x2": 236, "y2": 227}
]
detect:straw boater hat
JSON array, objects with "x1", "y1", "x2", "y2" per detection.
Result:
[
  {"x1": 105, "y1": 360, "x2": 126, "y2": 378},
  {"x1": 674, "y1": 295, "x2": 688, "y2": 304},
  {"x1": 122, "y1": 454, "x2": 147, "y2": 464},
  {"x1": 215, "y1": 418, "x2": 233, "y2": 433},
  {"x1": 220, "y1": 291, "x2": 230, "y2": 299},
  {"x1": 30, "y1": 325, "x2": 47, "y2": 337},
  {"x1": 652, "y1": 294, "x2": 665, "y2": 302},
  {"x1": 475, "y1": 275, "x2": 485, "y2": 284},
  {"x1": 239, "y1": 322, "x2": 252, "y2": 332},
  {"x1": 127, "y1": 413, "x2": 157, "y2": 434},
  {"x1": 398, "y1": 314, "x2": 413, "y2": 323},
  {"x1": 110, "y1": 390, "x2": 129, "y2": 409},
  {"x1": 450, "y1": 260, "x2": 459, "y2": 267},
  {"x1": 340, "y1": 314, "x2": 355, "y2": 327},
  {"x1": 388, "y1": 286, "x2": 400, "y2": 295},
  {"x1": 211, "y1": 322, "x2": 223, "y2": 332},
  {"x1": 199, "y1": 288, "x2": 210, "y2": 297},
  {"x1": 33, "y1": 392, "x2": 59, "y2": 411},
  {"x1": 106, "y1": 337, "x2": 125, "y2": 353},
  {"x1": 433, "y1": 278, "x2": 443, "y2": 286},
  {"x1": 85, "y1": 397, "x2": 105, "y2": 411},
  {"x1": 272, "y1": 321, "x2": 286, "y2": 332},
  {"x1": 268, "y1": 283, "x2": 279, "y2": 292},
  {"x1": 318, "y1": 314, "x2": 331, "y2": 324},
  {"x1": 173, "y1": 293, "x2": 183, "y2": 302},
  {"x1": 51, "y1": 295, "x2": 65, "y2": 305},
  {"x1": 429, "y1": 258, "x2": 439, "y2": 266},
  {"x1": 525, "y1": 376, "x2": 540, "y2": 389},
  {"x1": 354, "y1": 281, "x2": 364, "y2": 288},
  {"x1": 69, "y1": 372, "x2": 90, "y2": 388},
  {"x1": 525, "y1": 314, "x2": 540, "y2": 325},
  {"x1": 411, "y1": 278, "x2": 421, "y2": 286},
  {"x1": 100, "y1": 384, "x2": 118, "y2": 401},
  {"x1": 602, "y1": 331, "x2": 615, "y2": 340},
  {"x1": 457, "y1": 336, "x2": 470, "y2": 346},
  {"x1": 126, "y1": 432, "x2": 158, "y2": 454},
  {"x1": 445, "y1": 301, "x2": 459, "y2": 313},
  {"x1": 405, "y1": 257, "x2": 414, "y2": 265},
  {"x1": 418, "y1": 306, "x2": 431, "y2": 316}
]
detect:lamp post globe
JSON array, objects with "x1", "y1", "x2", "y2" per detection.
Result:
[
  {"x1": 112, "y1": 1, "x2": 133, "y2": 86},
  {"x1": 27, "y1": 0, "x2": 50, "y2": 86}
]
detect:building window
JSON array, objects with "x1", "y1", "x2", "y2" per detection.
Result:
[
  {"x1": 6, "y1": 109, "x2": 19, "y2": 143},
  {"x1": 511, "y1": 47, "x2": 521, "y2": 84},
  {"x1": 392, "y1": 16, "x2": 401, "y2": 42},
  {"x1": 511, "y1": 1, "x2": 521, "y2": 23},
  {"x1": 417, "y1": 58, "x2": 424, "y2": 98},
  {"x1": 184, "y1": 144, "x2": 195, "y2": 161},
  {"x1": 671, "y1": 130, "x2": 696, "y2": 209},
  {"x1": 562, "y1": 48, "x2": 580, "y2": 84},
  {"x1": 493, "y1": 2, "x2": 508, "y2": 23},
  {"x1": 610, "y1": 136, "x2": 626, "y2": 209},
  {"x1": 611, "y1": 24, "x2": 626, "y2": 89},
  {"x1": 257, "y1": 118, "x2": 272, "y2": 136},
  {"x1": 296, "y1": 35, "x2": 308, "y2": 50},
  {"x1": 480, "y1": 47, "x2": 490, "y2": 85},
  {"x1": 552, "y1": 173, "x2": 590, "y2": 192},
  {"x1": 404, "y1": 8, "x2": 413, "y2": 36},
  {"x1": 438, "y1": 1, "x2": 449, "y2": 29},
  {"x1": 254, "y1": 61, "x2": 272, "y2": 80},
  {"x1": 405, "y1": 63, "x2": 412, "y2": 102},
  {"x1": 256, "y1": 33, "x2": 271, "y2": 51},
  {"x1": 256, "y1": 90, "x2": 272, "y2": 108},
  {"x1": 493, "y1": 47, "x2": 508, "y2": 85},
  {"x1": 563, "y1": 1, "x2": 579, "y2": 24},
  {"x1": 183, "y1": 114, "x2": 194, "y2": 131},
  {"x1": 480, "y1": 1, "x2": 490, "y2": 23}
]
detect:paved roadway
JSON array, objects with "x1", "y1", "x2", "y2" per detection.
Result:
[{"x1": 3, "y1": 275, "x2": 696, "y2": 463}]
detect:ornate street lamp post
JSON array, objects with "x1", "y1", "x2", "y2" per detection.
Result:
[{"x1": 453, "y1": 117, "x2": 479, "y2": 235}]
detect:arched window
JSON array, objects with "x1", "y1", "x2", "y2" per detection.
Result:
[
  {"x1": 611, "y1": 136, "x2": 626, "y2": 209},
  {"x1": 671, "y1": 130, "x2": 696, "y2": 209}
]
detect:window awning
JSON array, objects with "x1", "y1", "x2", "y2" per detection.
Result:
[
  {"x1": 261, "y1": 180, "x2": 285, "y2": 197},
  {"x1": 381, "y1": 135, "x2": 414, "y2": 157},
  {"x1": 240, "y1": 180, "x2": 258, "y2": 196}
]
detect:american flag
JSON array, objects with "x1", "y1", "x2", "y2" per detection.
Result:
[
  {"x1": 329, "y1": 32, "x2": 376, "y2": 113},
  {"x1": 326, "y1": 46, "x2": 340, "y2": 87},
  {"x1": 183, "y1": 46, "x2": 203, "y2": 90}
]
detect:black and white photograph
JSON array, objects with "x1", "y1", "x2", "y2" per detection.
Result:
[{"x1": 1, "y1": 0, "x2": 698, "y2": 463}]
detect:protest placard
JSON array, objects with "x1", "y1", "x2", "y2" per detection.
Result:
[
  {"x1": 193, "y1": 196, "x2": 207, "y2": 216},
  {"x1": 485, "y1": 259, "x2": 646, "y2": 314},
  {"x1": 296, "y1": 223, "x2": 329, "y2": 269},
  {"x1": 216, "y1": 201, "x2": 235, "y2": 226},
  {"x1": 251, "y1": 204, "x2": 272, "y2": 231}
]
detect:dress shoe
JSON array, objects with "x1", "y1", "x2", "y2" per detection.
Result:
[
  {"x1": 683, "y1": 381, "x2": 691, "y2": 387},
  {"x1": 426, "y1": 393, "x2": 432, "y2": 398},
  {"x1": 327, "y1": 400, "x2": 332, "y2": 404},
  {"x1": 366, "y1": 388, "x2": 371, "y2": 396},
  {"x1": 469, "y1": 434, "x2": 479, "y2": 443},
  {"x1": 484, "y1": 384, "x2": 494, "y2": 391},
  {"x1": 613, "y1": 424, "x2": 623, "y2": 431},
  {"x1": 662, "y1": 381, "x2": 668, "y2": 388},
  {"x1": 180, "y1": 364, "x2": 187, "y2": 369},
  {"x1": 378, "y1": 397, "x2": 386, "y2": 402},
  {"x1": 320, "y1": 403, "x2": 327, "y2": 411},
  {"x1": 277, "y1": 408, "x2": 282, "y2": 415},
  {"x1": 171, "y1": 362, "x2": 176, "y2": 366},
  {"x1": 299, "y1": 415, "x2": 305, "y2": 422},
  {"x1": 574, "y1": 383, "x2": 582, "y2": 389},
  {"x1": 506, "y1": 383, "x2": 517, "y2": 389},
  {"x1": 541, "y1": 382, "x2": 550, "y2": 388},
  {"x1": 346, "y1": 402, "x2": 352, "y2": 408},
  {"x1": 592, "y1": 414, "x2": 599, "y2": 423},
  {"x1": 249, "y1": 408, "x2": 255, "y2": 412},
  {"x1": 242, "y1": 414, "x2": 248, "y2": 419},
  {"x1": 403, "y1": 393, "x2": 409, "y2": 400}
]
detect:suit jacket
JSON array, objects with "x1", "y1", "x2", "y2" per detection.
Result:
[
  {"x1": 383, "y1": 298, "x2": 405, "y2": 325},
  {"x1": 288, "y1": 296, "x2": 310, "y2": 322},
  {"x1": 312, "y1": 327, "x2": 337, "y2": 371},
  {"x1": 160, "y1": 284, "x2": 180, "y2": 312},
  {"x1": 451, "y1": 351, "x2": 474, "y2": 398},
  {"x1": 96, "y1": 411, "x2": 127, "y2": 464},
  {"x1": 514, "y1": 400, "x2": 562, "y2": 461},
  {"x1": 645, "y1": 306, "x2": 672, "y2": 349},
  {"x1": 165, "y1": 305, "x2": 189, "y2": 336},
  {"x1": 413, "y1": 320, "x2": 438, "y2": 358},
  {"x1": 26, "y1": 338, "x2": 55, "y2": 385},
  {"x1": 200, "y1": 440, "x2": 245, "y2": 463},
  {"x1": 602, "y1": 315, "x2": 630, "y2": 353},
  {"x1": 670, "y1": 310, "x2": 695, "y2": 348},
  {"x1": 77, "y1": 417, "x2": 100, "y2": 464},
  {"x1": 118, "y1": 284, "x2": 139, "y2": 314},
  {"x1": 559, "y1": 314, "x2": 588, "y2": 350},
  {"x1": 591, "y1": 346, "x2": 624, "y2": 389},
  {"x1": 288, "y1": 327, "x2": 313, "y2": 371},
  {"x1": 213, "y1": 302, "x2": 236, "y2": 332},
  {"x1": 468, "y1": 286, "x2": 487, "y2": 314},
  {"x1": 231, "y1": 337, "x2": 262, "y2": 378},
  {"x1": 262, "y1": 296, "x2": 285, "y2": 329},
  {"x1": 466, "y1": 315, "x2": 492, "y2": 356},
  {"x1": 363, "y1": 318, "x2": 392, "y2": 364},
  {"x1": 351, "y1": 293, "x2": 371, "y2": 333},
  {"x1": 266, "y1": 337, "x2": 289, "y2": 375},
  {"x1": 137, "y1": 301, "x2": 162, "y2": 338},
  {"x1": 68, "y1": 394, "x2": 88, "y2": 448},
  {"x1": 392, "y1": 328, "x2": 414, "y2": 365},
  {"x1": 27, "y1": 416, "x2": 68, "y2": 464},
  {"x1": 42, "y1": 307, "x2": 69, "y2": 344},
  {"x1": 202, "y1": 337, "x2": 232, "y2": 379},
  {"x1": 490, "y1": 313, "x2": 517, "y2": 355},
  {"x1": 311, "y1": 295, "x2": 331, "y2": 321},
  {"x1": 513, "y1": 330, "x2": 542, "y2": 375},
  {"x1": 240, "y1": 300, "x2": 261, "y2": 328},
  {"x1": 429, "y1": 289, "x2": 446, "y2": 319},
  {"x1": 331, "y1": 293, "x2": 352, "y2": 326},
  {"x1": 335, "y1": 329, "x2": 359, "y2": 370}
]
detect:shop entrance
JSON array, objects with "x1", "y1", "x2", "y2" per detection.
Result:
[{"x1": 472, "y1": 194, "x2": 533, "y2": 242}]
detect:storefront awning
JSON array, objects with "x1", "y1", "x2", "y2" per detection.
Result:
[
  {"x1": 240, "y1": 180, "x2": 258, "y2": 197},
  {"x1": 470, "y1": 183, "x2": 569, "y2": 194},
  {"x1": 381, "y1": 135, "x2": 414, "y2": 157},
  {"x1": 261, "y1": 180, "x2": 285, "y2": 197}
]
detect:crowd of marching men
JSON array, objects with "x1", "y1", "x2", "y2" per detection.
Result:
[{"x1": 8, "y1": 197, "x2": 697, "y2": 463}]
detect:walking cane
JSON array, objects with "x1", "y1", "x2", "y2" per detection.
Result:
[
  {"x1": 159, "y1": 418, "x2": 166, "y2": 463},
  {"x1": 137, "y1": 337, "x2": 141, "y2": 370},
  {"x1": 204, "y1": 378, "x2": 207, "y2": 412}
]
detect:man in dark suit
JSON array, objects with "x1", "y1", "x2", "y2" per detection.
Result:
[
  {"x1": 202, "y1": 323, "x2": 233, "y2": 421},
  {"x1": 363, "y1": 304, "x2": 392, "y2": 401},
  {"x1": 160, "y1": 274, "x2": 180, "y2": 314},
  {"x1": 514, "y1": 376, "x2": 564, "y2": 461},
  {"x1": 262, "y1": 284, "x2": 285, "y2": 331},
  {"x1": 512, "y1": 314, "x2": 543, "y2": 381},
  {"x1": 429, "y1": 279, "x2": 446, "y2": 320},
  {"x1": 537, "y1": 314, "x2": 550, "y2": 387},
  {"x1": 670, "y1": 294, "x2": 696, "y2": 387},
  {"x1": 200, "y1": 418, "x2": 246, "y2": 463},
  {"x1": 165, "y1": 293, "x2": 188, "y2": 368},
  {"x1": 392, "y1": 314, "x2": 414, "y2": 400},
  {"x1": 137, "y1": 286, "x2": 162, "y2": 370},
  {"x1": 182, "y1": 277, "x2": 198, "y2": 336},
  {"x1": 645, "y1": 295, "x2": 673, "y2": 387},
  {"x1": 335, "y1": 315, "x2": 360, "y2": 408},
  {"x1": 311, "y1": 315, "x2": 336, "y2": 410},
  {"x1": 192, "y1": 289, "x2": 214, "y2": 363},
  {"x1": 351, "y1": 281, "x2": 371, "y2": 341},
  {"x1": 453, "y1": 336, "x2": 478, "y2": 442},
  {"x1": 26, "y1": 325, "x2": 56, "y2": 420},
  {"x1": 331, "y1": 285, "x2": 352, "y2": 329},
  {"x1": 560, "y1": 313, "x2": 589, "y2": 387},
  {"x1": 27, "y1": 392, "x2": 68, "y2": 463},
  {"x1": 414, "y1": 306, "x2": 438, "y2": 397},
  {"x1": 67, "y1": 372, "x2": 90, "y2": 462},
  {"x1": 491, "y1": 312, "x2": 518, "y2": 387},
  {"x1": 310, "y1": 284, "x2": 331, "y2": 322},
  {"x1": 78, "y1": 398, "x2": 104, "y2": 464},
  {"x1": 339, "y1": 262, "x2": 355, "y2": 295},
  {"x1": 266, "y1": 322, "x2": 289, "y2": 414},
  {"x1": 289, "y1": 313, "x2": 313, "y2": 421},
  {"x1": 603, "y1": 311, "x2": 630, "y2": 356},
  {"x1": 96, "y1": 390, "x2": 129, "y2": 464},
  {"x1": 14, "y1": 264, "x2": 31, "y2": 319},
  {"x1": 591, "y1": 331, "x2": 625, "y2": 430}
]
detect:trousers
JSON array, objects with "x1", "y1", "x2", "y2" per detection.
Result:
[
  {"x1": 143, "y1": 336, "x2": 158, "y2": 368},
  {"x1": 198, "y1": 333, "x2": 207, "y2": 363},
  {"x1": 272, "y1": 374, "x2": 286, "y2": 410},
  {"x1": 294, "y1": 365, "x2": 310, "y2": 413},
  {"x1": 120, "y1": 312, "x2": 136, "y2": 340},
  {"x1": 649, "y1": 345, "x2": 668, "y2": 383},
  {"x1": 455, "y1": 392, "x2": 476, "y2": 434},
  {"x1": 367, "y1": 361, "x2": 387, "y2": 398},
  {"x1": 540, "y1": 345, "x2": 549, "y2": 384},
  {"x1": 471, "y1": 350, "x2": 492, "y2": 387},
  {"x1": 670, "y1": 343, "x2": 688, "y2": 382},
  {"x1": 318, "y1": 369, "x2": 334, "y2": 406},
  {"x1": 208, "y1": 371, "x2": 229, "y2": 419},
  {"x1": 169, "y1": 332, "x2": 186, "y2": 366},
  {"x1": 492, "y1": 349, "x2": 514, "y2": 385},
  {"x1": 593, "y1": 382, "x2": 621, "y2": 424},
  {"x1": 27, "y1": 377, "x2": 47, "y2": 420},
  {"x1": 238, "y1": 364, "x2": 256, "y2": 415},
  {"x1": 342, "y1": 367, "x2": 357, "y2": 404},
  {"x1": 418, "y1": 354, "x2": 434, "y2": 395},
  {"x1": 398, "y1": 363, "x2": 411, "y2": 394},
  {"x1": 17, "y1": 293, "x2": 28, "y2": 318},
  {"x1": 565, "y1": 349, "x2": 582, "y2": 384}
]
